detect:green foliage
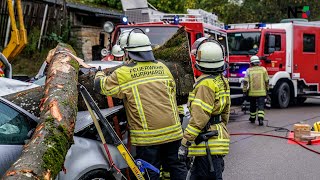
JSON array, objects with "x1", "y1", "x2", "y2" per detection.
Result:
[
  {"x1": 185, "y1": 0, "x2": 319, "y2": 24},
  {"x1": 75, "y1": 0, "x2": 122, "y2": 10},
  {"x1": 149, "y1": 0, "x2": 186, "y2": 13},
  {"x1": 11, "y1": 26, "x2": 49, "y2": 77},
  {"x1": 67, "y1": 0, "x2": 320, "y2": 23},
  {"x1": 44, "y1": 33, "x2": 63, "y2": 43},
  {"x1": 24, "y1": 27, "x2": 41, "y2": 56}
]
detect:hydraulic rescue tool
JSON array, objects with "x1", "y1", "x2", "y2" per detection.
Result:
[{"x1": 79, "y1": 84, "x2": 159, "y2": 180}]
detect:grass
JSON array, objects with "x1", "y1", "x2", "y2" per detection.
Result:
[{"x1": 11, "y1": 48, "x2": 51, "y2": 77}]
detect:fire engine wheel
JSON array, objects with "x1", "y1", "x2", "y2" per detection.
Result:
[
  {"x1": 274, "y1": 81, "x2": 290, "y2": 108},
  {"x1": 79, "y1": 169, "x2": 116, "y2": 180}
]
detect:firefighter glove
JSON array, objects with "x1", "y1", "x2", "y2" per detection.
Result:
[
  {"x1": 178, "y1": 145, "x2": 188, "y2": 162},
  {"x1": 94, "y1": 70, "x2": 105, "y2": 93}
]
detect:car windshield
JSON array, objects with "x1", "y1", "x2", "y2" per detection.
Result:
[
  {"x1": 228, "y1": 32, "x2": 261, "y2": 55},
  {"x1": 119, "y1": 27, "x2": 179, "y2": 48}
]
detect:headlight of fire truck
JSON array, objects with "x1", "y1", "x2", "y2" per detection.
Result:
[{"x1": 103, "y1": 21, "x2": 115, "y2": 33}]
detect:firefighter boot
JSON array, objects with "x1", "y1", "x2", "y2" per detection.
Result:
[
  {"x1": 249, "y1": 117, "x2": 255, "y2": 123},
  {"x1": 258, "y1": 117, "x2": 264, "y2": 126},
  {"x1": 249, "y1": 112, "x2": 256, "y2": 123}
]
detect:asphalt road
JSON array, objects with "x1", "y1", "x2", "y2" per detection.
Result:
[{"x1": 224, "y1": 98, "x2": 320, "y2": 180}]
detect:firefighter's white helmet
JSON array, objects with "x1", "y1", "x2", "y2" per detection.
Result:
[
  {"x1": 250, "y1": 55, "x2": 260, "y2": 64},
  {"x1": 118, "y1": 31, "x2": 130, "y2": 49},
  {"x1": 111, "y1": 45, "x2": 124, "y2": 57},
  {"x1": 191, "y1": 37, "x2": 226, "y2": 72},
  {"x1": 125, "y1": 32, "x2": 152, "y2": 52},
  {"x1": 124, "y1": 29, "x2": 155, "y2": 61}
]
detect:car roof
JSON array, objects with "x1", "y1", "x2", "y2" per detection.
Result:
[{"x1": 75, "y1": 105, "x2": 123, "y2": 133}]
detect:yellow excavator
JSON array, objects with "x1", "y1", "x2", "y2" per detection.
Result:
[{"x1": 0, "y1": 0, "x2": 27, "y2": 75}]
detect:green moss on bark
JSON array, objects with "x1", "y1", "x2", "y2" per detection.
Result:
[
  {"x1": 69, "y1": 59, "x2": 80, "y2": 70},
  {"x1": 42, "y1": 121, "x2": 70, "y2": 177}
]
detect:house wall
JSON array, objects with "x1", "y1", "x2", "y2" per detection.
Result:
[{"x1": 71, "y1": 26, "x2": 110, "y2": 61}]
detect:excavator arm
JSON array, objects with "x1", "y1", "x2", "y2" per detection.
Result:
[
  {"x1": 1, "y1": 0, "x2": 27, "y2": 63},
  {"x1": 10, "y1": 0, "x2": 27, "y2": 59}
]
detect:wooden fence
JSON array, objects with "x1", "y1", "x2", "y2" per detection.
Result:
[{"x1": 0, "y1": 0, "x2": 68, "y2": 50}]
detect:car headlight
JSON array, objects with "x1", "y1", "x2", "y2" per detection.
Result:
[{"x1": 103, "y1": 21, "x2": 114, "y2": 33}]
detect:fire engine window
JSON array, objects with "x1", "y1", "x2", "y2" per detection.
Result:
[
  {"x1": 196, "y1": 33, "x2": 203, "y2": 40},
  {"x1": 264, "y1": 34, "x2": 281, "y2": 54},
  {"x1": 303, "y1": 34, "x2": 315, "y2": 52},
  {"x1": 119, "y1": 27, "x2": 179, "y2": 48},
  {"x1": 275, "y1": 35, "x2": 281, "y2": 51},
  {"x1": 228, "y1": 32, "x2": 261, "y2": 55}
]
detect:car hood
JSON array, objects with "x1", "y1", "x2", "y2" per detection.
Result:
[
  {"x1": 75, "y1": 105, "x2": 124, "y2": 133},
  {"x1": 0, "y1": 78, "x2": 39, "y2": 96}
]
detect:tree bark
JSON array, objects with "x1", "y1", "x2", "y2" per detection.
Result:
[
  {"x1": 3, "y1": 43, "x2": 79, "y2": 179},
  {"x1": 3, "y1": 86, "x2": 44, "y2": 117}
]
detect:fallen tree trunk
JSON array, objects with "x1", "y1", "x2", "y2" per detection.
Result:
[
  {"x1": 4, "y1": 43, "x2": 79, "y2": 179},
  {"x1": 3, "y1": 86, "x2": 44, "y2": 117}
]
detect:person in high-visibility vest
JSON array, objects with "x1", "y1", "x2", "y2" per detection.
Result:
[
  {"x1": 94, "y1": 30, "x2": 187, "y2": 180},
  {"x1": 243, "y1": 55, "x2": 269, "y2": 126},
  {"x1": 178, "y1": 38, "x2": 230, "y2": 180}
]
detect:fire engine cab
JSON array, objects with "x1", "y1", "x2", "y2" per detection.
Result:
[
  {"x1": 104, "y1": 9, "x2": 228, "y2": 78},
  {"x1": 226, "y1": 20, "x2": 320, "y2": 108}
]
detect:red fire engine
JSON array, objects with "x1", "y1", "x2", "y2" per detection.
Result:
[
  {"x1": 226, "y1": 20, "x2": 320, "y2": 108},
  {"x1": 105, "y1": 9, "x2": 228, "y2": 78}
]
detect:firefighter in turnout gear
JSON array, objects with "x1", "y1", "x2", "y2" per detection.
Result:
[
  {"x1": 178, "y1": 38, "x2": 231, "y2": 180},
  {"x1": 94, "y1": 30, "x2": 187, "y2": 180},
  {"x1": 111, "y1": 44, "x2": 125, "y2": 61},
  {"x1": 243, "y1": 55, "x2": 269, "y2": 126}
]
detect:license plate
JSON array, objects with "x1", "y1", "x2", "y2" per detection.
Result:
[{"x1": 228, "y1": 78, "x2": 239, "y2": 83}]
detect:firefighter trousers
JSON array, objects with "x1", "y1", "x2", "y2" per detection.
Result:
[
  {"x1": 189, "y1": 155, "x2": 225, "y2": 180},
  {"x1": 136, "y1": 140, "x2": 188, "y2": 180},
  {"x1": 249, "y1": 96, "x2": 266, "y2": 120}
]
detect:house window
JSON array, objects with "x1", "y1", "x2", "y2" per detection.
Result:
[{"x1": 303, "y1": 34, "x2": 315, "y2": 52}]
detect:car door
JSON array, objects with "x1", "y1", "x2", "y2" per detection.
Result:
[{"x1": 0, "y1": 100, "x2": 37, "y2": 176}]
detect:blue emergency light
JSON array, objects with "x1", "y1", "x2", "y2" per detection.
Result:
[
  {"x1": 121, "y1": 16, "x2": 128, "y2": 25},
  {"x1": 224, "y1": 25, "x2": 230, "y2": 30},
  {"x1": 173, "y1": 15, "x2": 179, "y2": 25},
  {"x1": 256, "y1": 23, "x2": 266, "y2": 28}
]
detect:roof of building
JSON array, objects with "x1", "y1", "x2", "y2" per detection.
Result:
[{"x1": 42, "y1": 0, "x2": 123, "y2": 18}]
